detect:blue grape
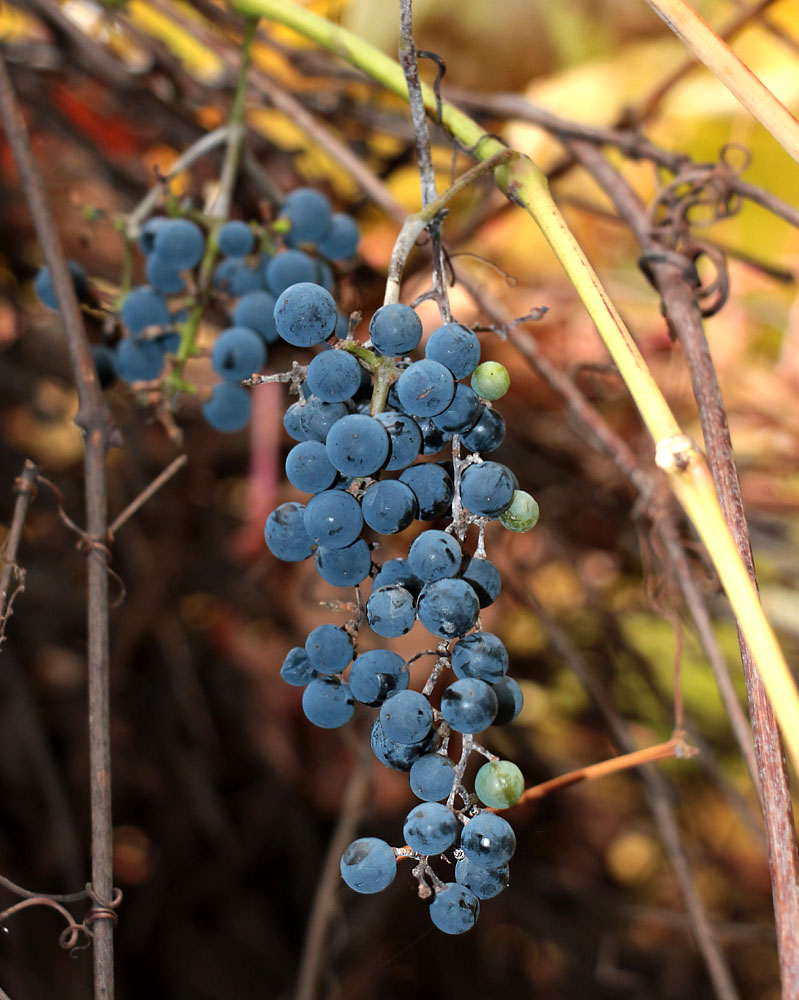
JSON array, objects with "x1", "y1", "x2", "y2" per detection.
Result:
[
  {"x1": 369, "y1": 304, "x2": 423, "y2": 356},
  {"x1": 454, "y1": 858, "x2": 509, "y2": 900},
  {"x1": 409, "y1": 753, "x2": 455, "y2": 802},
  {"x1": 365, "y1": 586, "x2": 416, "y2": 638},
  {"x1": 153, "y1": 218, "x2": 204, "y2": 270},
  {"x1": 379, "y1": 690, "x2": 433, "y2": 745},
  {"x1": 416, "y1": 579, "x2": 479, "y2": 639},
  {"x1": 115, "y1": 337, "x2": 165, "y2": 382},
  {"x1": 370, "y1": 718, "x2": 439, "y2": 771},
  {"x1": 274, "y1": 282, "x2": 337, "y2": 347},
  {"x1": 35, "y1": 260, "x2": 89, "y2": 310},
  {"x1": 361, "y1": 480, "x2": 417, "y2": 534},
  {"x1": 232, "y1": 291, "x2": 279, "y2": 344},
  {"x1": 440, "y1": 678, "x2": 498, "y2": 733},
  {"x1": 317, "y1": 212, "x2": 360, "y2": 259},
  {"x1": 431, "y1": 384, "x2": 481, "y2": 433},
  {"x1": 303, "y1": 489, "x2": 363, "y2": 548},
  {"x1": 315, "y1": 538, "x2": 372, "y2": 587},
  {"x1": 460, "y1": 812, "x2": 516, "y2": 866},
  {"x1": 460, "y1": 461, "x2": 516, "y2": 518},
  {"x1": 451, "y1": 632, "x2": 509, "y2": 682},
  {"x1": 306, "y1": 350, "x2": 362, "y2": 403},
  {"x1": 302, "y1": 675, "x2": 354, "y2": 728},
  {"x1": 283, "y1": 401, "x2": 308, "y2": 442},
  {"x1": 416, "y1": 417, "x2": 454, "y2": 456},
  {"x1": 280, "y1": 647, "x2": 317, "y2": 687},
  {"x1": 408, "y1": 530, "x2": 462, "y2": 582},
  {"x1": 305, "y1": 624, "x2": 354, "y2": 673},
  {"x1": 202, "y1": 382, "x2": 251, "y2": 432},
  {"x1": 299, "y1": 396, "x2": 349, "y2": 443},
  {"x1": 285, "y1": 440, "x2": 337, "y2": 493},
  {"x1": 120, "y1": 286, "x2": 170, "y2": 334},
  {"x1": 374, "y1": 412, "x2": 422, "y2": 470},
  {"x1": 265, "y1": 250, "x2": 319, "y2": 295},
  {"x1": 348, "y1": 649, "x2": 409, "y2": 706},
  {"x1": 265, "y1": 502, "x2": 316, "y2": 561},
  {"x1": 211, "y1": 326, "x2": 266, "y2": 381},
  {"x1": 396, "y1": 360, "x2": 455, "y2": 417},
  {"x1": 429, "y1": 884, "x2": 480, "y2": 935},
  {"x1": 461, "y1": 406, "x2": 505, "y2": 454},
  {"x1": 91, "y1": 345, "x2": 117, "y2": 389},
  {"x1": 340, "y1": 837, "x2": 396, "y2": 894},
  {"x1": 403, "y1": 802, "x2": 459, "y2": 855},
  {"x1": 399, "y1": 463, "x2": 453, "y2": 520},
  {"x1": 491, "y1": 676, "x2": 524, "y2": 725},
  {"x1": 138, "y1": 216, "x2": 167, "y2": 255},
  {"x1": 213, "y1": 259, "x2": 264, "y2": 296},
  {"x1": 217, "y1": 220, "x2": 255, "y2": 258},
  {"x1": 425, "y1": 322, "x2": 480, "y2": 379},
  {"x1": 325, "y1": 414, "x2": 390, "y2": 477},
  {"x1": 371, "y1": 558, "x2": 423, "y2": 597},
  {"x1": 280, "y1": 188, "x2": 333, "y2": 246},
  {"x1": 459, "y1": 555, "x2": 501, "y2": 608},
  {"x1": 145, "y1": 253, "x2": 185, "y2": 294}
]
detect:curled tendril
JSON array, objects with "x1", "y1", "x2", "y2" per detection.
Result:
[{"x1": 0, "y1": 882, "x2": 122, "y2": 957}]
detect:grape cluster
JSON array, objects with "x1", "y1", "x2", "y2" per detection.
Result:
[
  {"x1": 262, "y1": 283, "x2": 539, "y2": 933},
  {"x1": 33, "y1": 188, "x2": 359, "y2": 434}
]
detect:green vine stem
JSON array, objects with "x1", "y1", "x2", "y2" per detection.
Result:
[
  {"x1": 231, "y1": 0, "x2": 799, "y2": 776},
  {"x1": 162, "y1": 17, "x2": 258, "y2": 395}
]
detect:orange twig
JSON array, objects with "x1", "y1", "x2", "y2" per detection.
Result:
[{"x1": 510, "y1": 736, "x2": 694, "y2": 809}]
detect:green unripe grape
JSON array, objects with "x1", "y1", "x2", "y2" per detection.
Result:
[
  {"x1": 499, "y1": 490, "x2": 539, "y2": 532},
  {"x1": 475, "y1": 760, "x2": 524, "y2": 808},
  {"x1": 471, "y1": 361, "x2": 510, "y2": 400}
]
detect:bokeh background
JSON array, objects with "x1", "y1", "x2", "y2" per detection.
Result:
[{"x1": 0, "y1": 1, "x2": 797, "y2": 998}]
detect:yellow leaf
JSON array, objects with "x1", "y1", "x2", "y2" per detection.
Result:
[{"x1": 126, "y1": 1, "x2": 224, "y2": 83}]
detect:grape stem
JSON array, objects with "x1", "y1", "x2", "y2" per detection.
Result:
[
  {"x1": 383, "y1": 150, "x2": 517, "y2": 308},
  {"x1": 124, "y1": 126, "x2": 232, "y2": 242},
  {"x1": 242, "y1": 360, "x2": 308, "y2": 390}
]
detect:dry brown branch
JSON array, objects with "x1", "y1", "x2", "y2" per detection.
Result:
[{"x1": 0, "y1": 48, "x2": 117, "y2": 1000}]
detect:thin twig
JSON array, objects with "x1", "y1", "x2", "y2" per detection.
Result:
[
  {"x1": 0, "y1": 48, "x2": 117, "y2": 1000},
  {"x1": 294, "y1": 745, "x2": 371, "y2": 1000},
  {"x1": 509, "y1": 737, "x2": 693, "y2": 808},
  {"x1": 108, "y1": 455, "x2": 188, "y2": 539},
  {"x1": 398, "y1": 0, "x2": 450, "y2": 321},
  {"x1": 0, "y1": 460, "x2": 37, "y2": 642}
]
